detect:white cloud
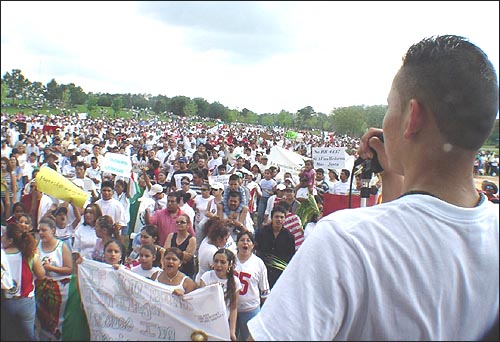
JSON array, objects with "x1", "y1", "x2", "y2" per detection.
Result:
[{"x1": 1, "y1": 1, "x2": 498, "y2": 115}]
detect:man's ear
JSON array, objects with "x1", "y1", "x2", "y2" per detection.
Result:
[{"x1": 403, "y1": 99, "x2": 426, "y2": 139}]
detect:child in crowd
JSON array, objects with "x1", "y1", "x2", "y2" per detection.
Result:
[
  {"x1": 126, "y1": 224, "x2": 164, "y2": 268},
  {"x1": 130, "y1": 244, "x2": 162, "y2": 279}
]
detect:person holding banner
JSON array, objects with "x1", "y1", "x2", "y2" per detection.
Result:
[
  {"x1": 248, "y1": 35, "x2": 499, "y2": 341},
  {"x1": 35, "y1": 216, "x2": 73, "y2": 340},
  {"x1": 200, "y1": 248, "x2": 241, "y2": 342},
  {"x1": 151, "y1": 247, "x2": 198, "y2": 295}
]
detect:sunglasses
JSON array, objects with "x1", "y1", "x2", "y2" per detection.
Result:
[
  {"x1": 176, "y1": 221, "x2": 187, "y2": 224},
  {"x1": 201, "y1": 188, "x2": 210, "y2": 191},
  {"x1": 181, "y1": 182, "x2": 190, "y2": 185}
]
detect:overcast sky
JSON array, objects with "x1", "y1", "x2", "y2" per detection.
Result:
[{"x1": 1, "y1": 1, "x2": 498, "y2": 115}]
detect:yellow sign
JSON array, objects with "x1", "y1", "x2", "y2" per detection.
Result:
[{"x1": 35, "y1": 166, "x2": 90, "y2": 208}]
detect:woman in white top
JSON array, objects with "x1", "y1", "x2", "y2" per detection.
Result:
[
  {"x1": 234, "y1": 231, "x2": 270, "y2": 341},
  {"x1": 200, "y1": 248, "x2": 242, "y2": 342},
  {"x1": 36, "y1": 216, "x2": 73, "y2": 340},
  {"x1": 72, "y1": 203, "x2": 102, "y2": 260},
  {"x1": 195, "y1": 217, "x2": 231, "y2": 284},
  {"x1": 151, "y1": 247, "x2": 198, "y2": 296}
]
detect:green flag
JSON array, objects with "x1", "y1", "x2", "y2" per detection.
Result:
[{"x1": 285, "y1": 131, "x2": 298, "y2": 139}]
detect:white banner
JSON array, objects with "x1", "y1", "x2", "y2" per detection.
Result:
[
  {"x1": 268, "y1": 145, "x2": 307, "y2": 179},
  {"x1": 78, "y1": 259, "x2": 230, "y2": 341},
  {"x1": 312, "y1": 147, "x2": 346, "y2": 169},
  {"x1": 101, "y1": 153, "x2": 132, "y2": 178},
  {"x1": 209, "y1": 174, "x2": 230, "y2": 186}
]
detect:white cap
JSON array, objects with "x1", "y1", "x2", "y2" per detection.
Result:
[
  {"x1": 211, "y1": 182, "x2": 225, "y2": 190},
  {"x1": 276, "y1": 183, "x2": 286, "y2": 190},
  {"x1": 148, "y1": 184, "x2": 164, "y2": 196}
]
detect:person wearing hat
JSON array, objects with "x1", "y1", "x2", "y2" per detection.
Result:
[
  {"x1": 169, "y1": 156, "x2": 193, "y2": 191},
  {"x1": 480, "y1": 180, "x2": 499, "y2": 203},
  {"x1": 148, "y1": 183, "x2": 169, "y2": 211},
  {"x1": 295, "y1": 175, "x2": 318, "y2": 203},
  {"x1": 262, "y1": 183, "x2": 287, "y2": 225}
]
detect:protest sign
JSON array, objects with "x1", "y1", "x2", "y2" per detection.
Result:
[
  {"x1": 101, "y1": 153, "x2": 132, "y2": 178},
  {"x1": 78, "y1": 259, "x2": 230, "y2": 341},
  {"x1": 285, "y1": 131, "x2": 298, "y2": 139},
  {"x1": 209, "y1": 174, "x2": 230, "y2": 186},
  {"x1": 268, "y1": 145, "x2": 306, "y2": 179},
  {"x1": 312, "y1": 147, "x2": 346, "y2": 169},
  {"x1": 35, "y1": 166, "x2": 90, "y2": 208}
]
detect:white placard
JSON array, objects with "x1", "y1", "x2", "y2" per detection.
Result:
[
  {"x1": 312, "y1": 147, "x2": 346, "y2": 169},
  {"x1": 101, "y1": 153, "x2": 132, "y2": 178}
]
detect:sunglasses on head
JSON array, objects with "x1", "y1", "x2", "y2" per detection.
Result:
[{"x1": 176, "y1": 220, "x2": 187, "y2": 224}]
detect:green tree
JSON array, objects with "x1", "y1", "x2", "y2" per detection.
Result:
[
  {"x1": 1, "y1": 80, "x2": 8, "y2": 104},
  {"x1": 86, "y1": 94, "x2": 98, "y2": 114},
  {"x1": 183, "y1": 99, "x2": 198, "y2": 117},
  {"x1": 193, "y1": 97, "x2": 210, "y2": 117},
  {"x1": 97, "y1": 94, "x2": 111, "y2": 107},
  {"x1": 45, "y1": 78, "x2": 61, "y2": 102},
  {"x1": 296, "y1": 106, "x2": 315, "y2": 128},
  {"x1": 3, "y1": 69, "x2": 29, "y2": 105},
  {"x1": 61, "y1": 88, "x2": 71, "y2": 109},
  {"x1": 168, "y1": 96, "x2": 190, "y2": 116},
  {"x1": 331, "y1": 106, "x2": 367, "y2": 137},
  {"x1": 364, "y1": 105, "x2": 387, "y2": 129},
  {"x1": 111, "y1": 96, "x2": 123, "y2": 118},
  {"x1": 208, "y1": 101, "x2": 228, "y2": 121}
]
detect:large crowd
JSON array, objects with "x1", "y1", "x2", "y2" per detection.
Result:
[
  {"x1": 1, "y1": 62, "x2": 499, "y2": 342},
  {"x1": 0, "y1": 110, "x2": 369, "y2": 341}
]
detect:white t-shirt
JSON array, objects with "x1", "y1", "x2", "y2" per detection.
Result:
[
  {"x1": 72, "y1": 223, "x2": 98, "y2": 260},
  {"x1": 131, "y1": 265, "x2": 162, "y2": 279},
  {"x1": 235, "y1": 253, "x2": 270, "y2": 312},
  {"x1": 200, "y1": 270, "x2": 242, "y2": 318},
  {"x1": 248, "y1": 194, "x2": 499, "y2": 341},
  {"x1": 95, "y1": 198, "x2": 127, "y2": 227}
]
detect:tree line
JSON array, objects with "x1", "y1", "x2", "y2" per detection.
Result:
[{"x1": 0, "y1": 68, "x2": 451, "y2": 139}]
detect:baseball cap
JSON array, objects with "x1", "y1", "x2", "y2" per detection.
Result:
[
  {"x1": 276, "y1": 183, "x2": 286, "y2": 191},
  {"x1": 211, "y1": 182, "x2": 225, "y2": 190},
  {"x1": 261, "y1": 155, "x2": 268, "y2": 159},
  {"x1": 178, "y1": 156, "x2": 188, "y2": 163},
  {"x1": 148, "y1": 184, "x2": 164, "y2": 196}
]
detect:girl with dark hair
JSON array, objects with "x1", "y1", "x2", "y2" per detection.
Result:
[
  {"x1": 102, "y1": 238, "x2": 125, "y2": 268},
  {"x1": 91, "y1": 215, "x2": 116, "y2": 262},
  {"x1": 130, "y1": 244, "x2": 162, "y2": 279},
  {"x1": 151, "y1": 247, "x2": 198, "y2": 296},
  {"x1": 1, "y1": 223, "x2": 45, "y2": 341},
  {"x1": 73, "y1": 203, "x2": 103, "y2": 260},
  {"x1": 126, "y1": 224, "x2": 164, "y2": 268},
  {"x1": 200, "y1": 248, "x2": 241, "y2": 342},
  {"x1": 235, "y1": 231, "x2": 270, "y2": 341}
]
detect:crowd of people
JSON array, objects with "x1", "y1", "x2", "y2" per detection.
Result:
[
  {"x1": 1, "y1": 34, "x2": 499, "y2": 341},
  {"x1": 0, "y1": 107, "x2": 372, "y2": 341}
]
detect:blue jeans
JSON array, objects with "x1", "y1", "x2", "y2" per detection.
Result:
[
  {"x1": 237, "y1": 306, "x2": 260, "y2": 341},
  {"x1": 2, "y1": 296, "x2": 36, "y2": 341}
]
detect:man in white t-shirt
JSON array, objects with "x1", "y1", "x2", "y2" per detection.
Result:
[{"x1": 248, "y1": 35, "x2": 499, "y2": 341}]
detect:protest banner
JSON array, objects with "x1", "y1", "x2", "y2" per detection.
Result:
[
  {"x1": 209, "y1": 174, "x2": 230, "y2": 186},
  {"x1": 312, "y1": 147, "x2": 346, "y2": 169},
  {"x1": 101, "y1": 153, "x2": 132, "y2": 178},
  {"x1": 322, "y1": 193, "x2": 378, "y2": 216},
  {"x1": 35, "y1": 166, "x2": 90, "y2": 208},
  {"x1": 285, "y1": 131, "x2": 298, "y2": 139},
  {"x1": 268, "y1": 145, "x2": 306, "y2": 179},
  {"x1": 78, "y1": 259, "x2": 230, "y2": 341}
]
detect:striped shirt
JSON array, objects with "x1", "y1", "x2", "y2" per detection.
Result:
[{"x1": 283, "y1": 213, "x2": 304, "y2": 251}]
